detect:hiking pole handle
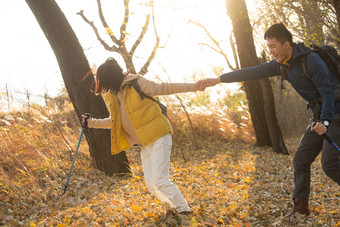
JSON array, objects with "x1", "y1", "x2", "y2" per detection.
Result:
[
  {"x1": 311, "y1": 121, "x2": 333, "y2": 143},
  {"x1": 312, "y1": 122, "x2": 340, "y2": 152},
  {"x1": 81, "y1": 113, "x2": 91, "y2": 128}
]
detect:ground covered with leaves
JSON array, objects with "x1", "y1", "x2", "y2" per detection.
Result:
[{"x1": 1, "y1": 138, "x2": 339, "y2": 226}]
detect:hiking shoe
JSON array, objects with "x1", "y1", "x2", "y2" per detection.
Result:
[
  {"x1": 284, "y1": 198, "x2": 310, "y2": 218},
  {"x1": 178, "y1": 210, "x2": 193, "y2": 215}
]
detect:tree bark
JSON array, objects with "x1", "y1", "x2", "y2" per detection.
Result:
[
  {"x1": 333, "y1": 0, "x2": 340, "y2": 27},
  {"x1": 259, "y1": 79, "x2": 288, "y2": 154},
  {"x1": 225, "y1": 0, "x2": 288, "y2": 153},
  {"x1": 26, "y1": 0, "x2": 131, "y2": 175}
]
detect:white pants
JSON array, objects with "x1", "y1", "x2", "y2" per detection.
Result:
[{"x1": 141, "y1": 133, "x2": 190, "y2": 212}]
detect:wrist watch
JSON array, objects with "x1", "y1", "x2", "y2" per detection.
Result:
[{"x1": 322, "y1": 120, "x2": 330, "y2": 127}]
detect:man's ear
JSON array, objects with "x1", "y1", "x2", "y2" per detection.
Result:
[{"x1": 283, "y1": 40, "x2": 291, "y2": 49}]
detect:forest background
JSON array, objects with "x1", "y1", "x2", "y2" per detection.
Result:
[{"x1": 0, "y1": 0, "x2": 340, "y2": 226}]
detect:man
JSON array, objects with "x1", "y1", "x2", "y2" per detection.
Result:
[{"x1": 199, "y1": 22, "x2": 340, "y2": 217}]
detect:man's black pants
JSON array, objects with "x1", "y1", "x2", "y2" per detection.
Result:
[{"x1": 293, "y1": 114, "x2": 340, "y2": 199}]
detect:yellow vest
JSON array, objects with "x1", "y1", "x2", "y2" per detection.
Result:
[{"x1": 102, "y1": 80, "x2": 173, "y2": 155}]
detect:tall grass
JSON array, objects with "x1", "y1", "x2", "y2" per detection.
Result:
[{"x1": 0, "y1": 103, "x2": 90, "y2": 197}]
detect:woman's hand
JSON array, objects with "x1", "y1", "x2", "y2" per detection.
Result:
[
  {"x1": 196, "y1": 77, "x2": 221, "y2": 91},
  {"x1": 81, "y1": 113, "x2": 92, "y2": 128}
]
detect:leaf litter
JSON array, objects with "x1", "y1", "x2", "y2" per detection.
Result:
[{"x1": 1, "y1": 138, "x2": 339, "y2": 226}]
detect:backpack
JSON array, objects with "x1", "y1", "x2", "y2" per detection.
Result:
[
  {"x1": 130, "y1": 79, "x2": 168, "y2": 118},
  {"x1": 299, "y1": 44, "x2": 340, "y2": 121},
  {"x1": 300, "y1": 44, "x2": 340, "y2": 82}
]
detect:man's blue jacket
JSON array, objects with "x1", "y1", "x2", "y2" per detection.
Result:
[{"x1": 220, "y1": 42, "x2": 340, "y2": 122}]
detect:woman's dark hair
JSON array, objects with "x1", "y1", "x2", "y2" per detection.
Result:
[
  {"x1": 264, "y1": 22, "x2": 293, "y2": 45},
  {"x1": 94, "y1": 58, "x2": 126, "y2": 95}
]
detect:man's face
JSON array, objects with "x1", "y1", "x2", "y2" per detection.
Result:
[{"x1": 266, "y1": 37, "x2": 290, "y2": 63}]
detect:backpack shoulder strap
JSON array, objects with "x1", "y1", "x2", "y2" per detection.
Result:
[
  {"x1": 299, "y1": 54, "x2": 313, "y2": 81},
  {"x1": 130, "y1": 79, "x2": 169, "y2": 118},
  {"x1": 130, "y1": 79, "x2": 145, "y2": 100},
  {"x1": 130, "y1": 79, "x2": 158, "y2": 103}
]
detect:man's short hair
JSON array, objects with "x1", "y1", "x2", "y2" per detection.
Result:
[{"x1": 264, "y1": 22, "x2": 293, "y2": 45}]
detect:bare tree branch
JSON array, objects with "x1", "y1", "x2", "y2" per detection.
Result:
[
  {"x1": 159, "y1": 28, "x2": 173, "y2": 48},
  {"x1": 157, "y1": 63, "x2": 200, "y2": 151},
  {"x1": 96, "y1": 0, "x2": 120, "y2": 44},
  {"x1": 229, "y1": 33, "x2": 240, "y2": 70},
  {"x1": 189, "y1": 20, "x2": 237, "y2": 70},
  {"x1": 120, "y1": 0, "x2": 130, "y2": 42},
  {"x1": 151, "y1": 1, "x2": 159, "y2": 40},
  {"x1": 139, "y1": 38, "x2": 159, "y2": 75},
  {"x1": 197, "y1": 43, "x2": 223, "y2": 54},
  {"x1": 77, "y1": 10, "x2": 119, "y2": 52},
  {"x1": 129, "y1": 14, "x2": 150, "y2": 57},
  {"x1": 138, "y1": 2, "x2": 160, "y2": 75},
  {"x1": 79, "y1": 0, "x2": 164, "y2": 76}
]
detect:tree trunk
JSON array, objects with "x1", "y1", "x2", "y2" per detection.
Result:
[
  {"x1": 333, "y1": 0, "x2": 340, "y2": 27},
  {"x1": 225, "y1": 0, "x2": 288, "y2": 153},
  {"x1": 26, "y1": 0, "x2": 131, "y2": 175},
  {"x1": 259, "y1": 79, "x2": 288, "y2": 154}
]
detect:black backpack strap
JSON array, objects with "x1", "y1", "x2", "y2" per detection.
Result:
[
  {"x1": 131, "y1": 79, "x2": 158, "y2": 103},
  {"x1": 299, "y1": 55, "x2": 312, "y2": 81},
  {"x1": 130, "y1": 79, "x2": 146, "y2": 100},
  {"x1": 279, "y1": 65, "x2": 287, "y2": 89},
  {"x1": 130, "y1": 79, "x2": 169, "y2": 118},
  {"x1": 307, "y1": 96, "x2": 323, "y2": 121}
]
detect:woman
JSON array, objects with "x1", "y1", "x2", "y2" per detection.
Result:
[{"x1": 83, "y1": 58, "x2": 203, "y2": 214}]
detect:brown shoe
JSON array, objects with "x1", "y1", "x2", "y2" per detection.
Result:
[
  {"x1": 178, "y1": 210, "x2": 193, "y2": 215},
  {"x1": 285, "y1": 198, "x2": 310, "y2": 218}
]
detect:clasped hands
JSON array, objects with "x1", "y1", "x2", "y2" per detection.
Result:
[{"x1": 195, "y1": 77, "x2": 221, "y2": 91}]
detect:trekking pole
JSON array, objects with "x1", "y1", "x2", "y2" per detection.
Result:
[
  {"x1": 63, "y1": 113, "x2": 91, "y2": 194},
  {"x1": 323, "y1": 134, "x2": 340, "y2": 152},
  {"x1": 312, "y1": 122, "x2": 340, "y2": 152}
]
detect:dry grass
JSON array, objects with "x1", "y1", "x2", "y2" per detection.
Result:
[
  {"x1": 0, "y1": 103, "x2": 90, "y2": 197},
  {"x1": 0, "y1": 97, "x2": 254, "y2": 198}
]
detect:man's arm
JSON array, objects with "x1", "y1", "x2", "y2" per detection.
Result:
[
  {"x1": 220, "y1": 61, "x2": 279, "y2": 83},
  {"x1": 199, "y1": 60, "x2": 280, "y2": 89},
  {"x1": 308, "y1": 53, "x2": 335, "y2": 122}
]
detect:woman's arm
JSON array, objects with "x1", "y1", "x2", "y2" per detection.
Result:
[
  {"x1": 87, "y1": 117, "x2": 111, "y2": 129},
  {"x1": 137, "y1": 77, "x2": 198, "y2": 96}
]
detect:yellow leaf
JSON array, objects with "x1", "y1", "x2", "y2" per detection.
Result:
[
  {"x1": 57, "y1": 224, "x2": 67, "y2": 227},
  {"x1": 217, "y1": 218, "x2": 224, "y2": 224},
  {"x1": 146, "y1": 212, "x2": 153, "y2": 217},
  {"x1": 131, "y1": 205, "x2": 139, "y2": 211},
  {"x1": 30, "y1": 223, "x2": 37, "y2": 227},
  {"x1": 1, "y1": 92, "x2": 4, "y2": 96},
  {"x1": 105, "y1": 27, "x2": 113, "y2": 36}
]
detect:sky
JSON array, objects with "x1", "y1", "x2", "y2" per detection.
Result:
[{"x1": 0, "y1": 0, "x2": 258, "y2": 111}]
